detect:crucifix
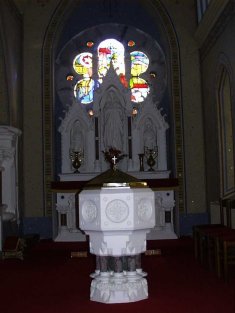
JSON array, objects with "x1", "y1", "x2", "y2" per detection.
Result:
[{"x1": 112, "y1": 155, "x2": 117, "y2": 164}]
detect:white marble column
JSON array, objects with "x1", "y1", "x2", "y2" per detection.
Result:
[{"x1": 0, "y1": 126, "x2": 21, "y2": 223}]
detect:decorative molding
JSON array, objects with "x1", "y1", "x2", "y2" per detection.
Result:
[
  {"x1": 137, "y1": 198, "x2": 153, "y2": 222},
  {"x1": 81, "y1": 200, "x2": 98, "y2": 223},
  {"x1": 90, "y1": 275, "x2": 148, "y2": 303},
  {"x1": 105, "y1": 200, "x2": 129, "y2": 223},
  {"x1": 146, "y1": 0, "x2": 185, "y2": 212}
]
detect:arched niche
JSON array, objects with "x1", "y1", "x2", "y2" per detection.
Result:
[
  {"x1": 43, "y1": 0, "x2": 184, "y2": 214},
  {"x1": 58, "y1": 99, "x2": 93, "y2": 173},
  {"x1": 56, "y1": 25, "x2": 169, "y2": 174},
  {"x1": 98, "y1": 85, "x2": 129, "y2": 172},
  {"x1": 135, "y1": 98, "x2": 169, "y2": 171}
]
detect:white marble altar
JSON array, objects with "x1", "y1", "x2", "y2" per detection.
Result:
[
  {"x1": 58, "y1": 76, "x2": 169, "y2": 174},
  {"x1": 79, "y1": 182, "x2": 155, "y2": 303}
]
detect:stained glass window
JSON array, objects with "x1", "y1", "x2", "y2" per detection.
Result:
[
  {"x1": 73, "y1": 52, "x2": 95, "y2": 104},
  {"x1": 97, "y1": 39, "x2": 126, "y2": 86},
  {"x1": 74, "y1": 78, "x2": 95, "y2": 104},
  {"x1": 130, "y1": 51, "x2": 150, "y2": 103},
  {"x1": 72, "y1": 39, "x2": 151, "y2": 106},
  {"x1": 73, "y1": 52, "x2": 92, "y2": 76},
  {"x1": 128, "y1": 40, "x2": 135, "y2": 47}
]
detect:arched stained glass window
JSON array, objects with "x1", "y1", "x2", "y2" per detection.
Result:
[
  {"x1": 72, "y1": 39, "x2": 151, "y2": 106},
  {"x1": 97, "y1": 39, "x2": 126, "y2": 85}
]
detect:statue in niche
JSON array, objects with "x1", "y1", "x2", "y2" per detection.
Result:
[
  {"x1": 103, "y1": 91, "x2": 124, "y2": 151},
  {"x1": 70, "y1": 121, "x2": 84, "y2": 153},
  {"x1": 143, "y1": 117, "x2": 156, "y2": 150}
]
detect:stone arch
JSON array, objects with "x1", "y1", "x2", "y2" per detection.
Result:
[
  {"x1": 58, "y1": 99, "x2": 93, "y2": 173},
  {"x1": 42, "y1": 0, "x2": 184, "y2": 214}
]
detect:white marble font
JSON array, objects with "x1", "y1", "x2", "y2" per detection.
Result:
[{"x1": 79, "y1": 184, "x2": 155, "y2": 303}]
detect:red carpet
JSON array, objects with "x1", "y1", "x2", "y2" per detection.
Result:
[{"x1": 0, "y1": 237, "x2": 234, "y2": 313}]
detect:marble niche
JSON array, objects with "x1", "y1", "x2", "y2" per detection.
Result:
[{"x1": 54, "y1": 69, "x2": 177, "y2": 241}]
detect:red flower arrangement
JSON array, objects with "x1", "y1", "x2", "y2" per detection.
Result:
[{"x1": 102, "y1": 147, "x2": 127, "y2": 169}]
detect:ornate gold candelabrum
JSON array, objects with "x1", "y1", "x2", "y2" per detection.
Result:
[
  {"x1": 144, "y1": 146, "x2": 158, "y2": 171},
  {"x1": 70, "y1": 149, "x2": 83, "y2": 173}
]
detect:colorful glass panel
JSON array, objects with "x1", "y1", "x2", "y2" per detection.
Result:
[
  {"x1": 97, "y1": 39, "x2": 126, "y2": 86},
  {"x1": 72, "y1": 41, "x2": 151, "y2": 105},
  {"x1": 130, "y1": 51, "x2": 150, "y2": 103},
  {"x1": 73, "y1": 53, "x2": 94, "y2": 104},
  {"x1": 86, "y1": 41, "x2": 94, "y2": 48},
  {"x1": 66, "y1": 74, "x2": 74, "y2": 81},
  {"x1": 73, "y1": 53, "x2": 92, "y2": 77},
  {"x1": 130, "y1": 51, "x2": 149, "y2": 76},
  {"x1": 130, "y1": 77, "x2": 150, "y2": 103},
  {"x1": 74, "y1": 78, "x2": 95, "y2": 104},
  {"x1": 128, "y1": 40, "x2": 135, "y2": 47}
]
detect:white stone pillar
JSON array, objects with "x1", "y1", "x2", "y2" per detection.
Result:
[{"x1": 0, "y1": 126, "x2": 22, "y2": 223}]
